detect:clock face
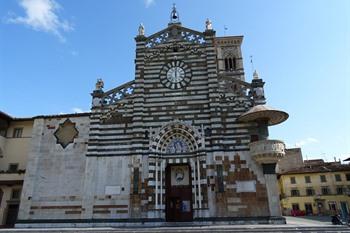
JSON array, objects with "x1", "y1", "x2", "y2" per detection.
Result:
[
  {"x1": 160, "y1": 60, "x2": 191, "y2": 89},
  {"x1": 167, "y1": 67, "x2": 185, "y2": 83}
]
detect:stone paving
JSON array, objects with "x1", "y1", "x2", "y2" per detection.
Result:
[{"x1": 0, "y1": 217, "x2": 350, "y2": 233}]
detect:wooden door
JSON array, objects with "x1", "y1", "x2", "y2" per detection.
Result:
[
  {"x1": 5, "y1": 204, "x2": 19, "y2": 226},
  {"x1": 304, "y1": 203, "x2": 313, "y2": 215},
  {"x1": 165, "y1": 164, "x2": 193, "y2": 222}
]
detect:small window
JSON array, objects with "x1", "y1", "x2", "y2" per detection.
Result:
[
  {"x1": 292, "y1": 203, "x2": 300, "y2": 211},
  {"x1": 328, "y1": 201, "x2": 337, "y2": 211},
  {"x1": 320, "y1": 175, "x2": 327, "y2": 182},
  {"x1": 11, "y1": 189, "x2": 21, "y2": 200},
  {"x1": 305, "y1": 176, "x2": 311, "y2": 183},
  {"x1": 321, "y1": 186, "x2": 330, "y2": 195},
  {"x1": 290, "y1": 177, "x2": 296, "y2": 184},
  {"x1": 335, "y1": 174, "x2": 342, "y2": 182},
  {"x1": 337, "y1": 186, "x2": 344, "y2": 195},
  {"x1": 8, "y1": 164, "x2": 18, "y2": 172},
  {"x1": 12, "y1": 128, "x2": 23, "y2": 138},
  {"x1": 306, "y1": 188, "x2": 315, "y2": 196},
  {"x1": 291, "y1": 189, "x2": 300, "y2": 196},
  {"x1": 346, "y1": 174, "x2": 350, "y2": 181}
]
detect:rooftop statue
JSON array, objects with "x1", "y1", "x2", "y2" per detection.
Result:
[
  {"x1": 205, "y1": 18, "x2": 213, "y2": 30},
  {"x1": 138, "y1": 23, "x2": 145, "y2": 36},
  {"x1": 95, "y1": 78, "x2": 104, "y2": 91}
]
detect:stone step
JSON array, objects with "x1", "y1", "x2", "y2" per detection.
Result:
[{"x1": 4, "y1": 226, "x2": 350, "y2": 233}]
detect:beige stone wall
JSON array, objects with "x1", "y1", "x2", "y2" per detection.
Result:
[
  {"x1": 0, "y1": 120, "x2": 32, "y2": 225},
  {"x1": 0, "y1": 120, "x2": 33, "y2": 171},
  {"x1": 6, "y1": 121, "x2": 33, "y2": 138}
]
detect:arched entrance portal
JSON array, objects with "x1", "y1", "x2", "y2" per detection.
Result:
[{"x1": 150, "y1": 121, "x2": 204, "y2": 222}]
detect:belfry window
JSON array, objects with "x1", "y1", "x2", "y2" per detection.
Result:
[{"x1": 224, "y1": 57, "x2": 236, "y2": 71}]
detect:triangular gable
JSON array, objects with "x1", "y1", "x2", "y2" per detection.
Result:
[{"x1": 145, "y1": 24, "x2": 206, "y2": 48}]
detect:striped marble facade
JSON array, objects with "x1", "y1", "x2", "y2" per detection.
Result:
[
  {"x1": 85, "y1": 23, "x2": 265, "y2": 219},
  {"x1": 17, "y1": 22, "x2": 278, "y2": 227}
]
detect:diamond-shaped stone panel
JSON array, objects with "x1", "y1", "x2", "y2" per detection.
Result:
[{"x1": 54, "y1": 119, "x2": 79, "y2": 149}]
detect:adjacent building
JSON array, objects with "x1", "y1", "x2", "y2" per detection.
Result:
[
  {"x1": 279, "y1": 159, "x2": 350, "y2": 217},
  {"x1": 0, "y1": 112, "x2": 33, "y2": 226}
]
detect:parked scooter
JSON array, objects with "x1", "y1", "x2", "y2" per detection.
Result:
[
  {"x1": 331, "y1": 214, "x2": 343, "y2": 225},
  {"x1": 331, "y1": 214, "x2": 350, "y2": 226}
]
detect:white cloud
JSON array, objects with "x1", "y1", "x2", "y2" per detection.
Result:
[
  {"x1": 295, "y1": 137, "x2": 319, "y2": 147},
  {"x1": 7, "y1": 0, "x2": 73, "y2": 42},
  {"x1": 71, "y1": 107, "x2": 84, "y2": 113},
  {"x1": 144, "y1": 0, "x2": 155, "y2": 8}
]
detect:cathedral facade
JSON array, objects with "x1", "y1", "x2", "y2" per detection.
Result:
[{"x1": 17, "y1": 7, "x2": 288, "y2": 226}]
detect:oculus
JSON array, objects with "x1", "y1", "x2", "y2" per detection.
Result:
[
  {"x1": 160, "y1": 60, "x2": 191, "y2": 89},
  {"x1": 54, "y1": 119, "x2": 79, "y2": 149}
]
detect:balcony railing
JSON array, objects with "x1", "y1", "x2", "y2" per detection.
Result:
[{"x1": 249, "y1": 139, "x2": 286, "y2": 164}]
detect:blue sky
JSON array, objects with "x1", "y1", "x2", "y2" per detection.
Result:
[{"x1": 0, "y1": 0, "x2": 349, "y2": 161}]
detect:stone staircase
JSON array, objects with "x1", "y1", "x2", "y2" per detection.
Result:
[{"x1": 3, "y1": 225, "x2": 350, "y2": 233}]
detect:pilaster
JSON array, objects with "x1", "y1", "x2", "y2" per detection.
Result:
[{"x1": 17, "y1": 118, "x2": 45, "y2": 220}]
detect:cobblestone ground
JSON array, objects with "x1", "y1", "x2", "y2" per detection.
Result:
[{"x1": 0, "y1": 217, "x2": 349, "y2": 233}]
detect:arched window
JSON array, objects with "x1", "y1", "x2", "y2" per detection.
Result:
[{"x1": 224, "y1": 57, "x2": 236, "y2": 71}]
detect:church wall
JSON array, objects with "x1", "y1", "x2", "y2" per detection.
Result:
[
  {"x1": 209, "y1": 151, "x2": 269, "y2": 217},
  {"x1": 18, "y1": 116, "x2": 90, "y2": 220},
  {"x1": 81, "y1": 156, "x2": 131, "y2": 219}
]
